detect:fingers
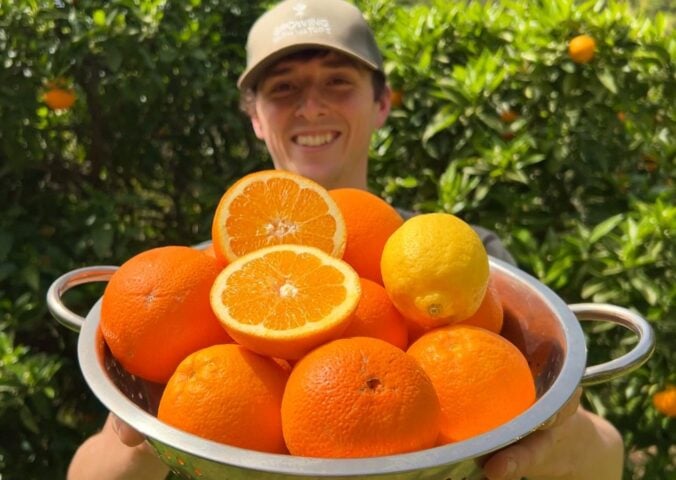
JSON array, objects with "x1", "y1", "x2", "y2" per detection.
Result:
[
  {"x1": 541, "y1": 387, "x2": 582, "y2": 430},
  {"x1": 110, "y1": 414, "x2": 146, "y2": 447},
  {"x1": 483, "y1": 399, "x2": 587, "y2": 480},
  {"x1": 482, "y1": 429, "x2": 556, "y2": 480}
]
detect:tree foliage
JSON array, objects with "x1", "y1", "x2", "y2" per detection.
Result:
[{"x1": 0, "y1": 0, "x2": 673, "y2": 478}]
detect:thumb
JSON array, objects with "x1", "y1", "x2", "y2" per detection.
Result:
[
  {"x1": 482, "y1": 429, "x2": 566, "y2": 480},
  {"x1": 110, "y1": 414, "x2": 146, "y2": 447}
]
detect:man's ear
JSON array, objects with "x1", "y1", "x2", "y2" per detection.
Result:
[
  {"x1": 250, "y1": 112, "x2": 265, "y2": 140},
  {"x1": 374, "y1": 85, "x2": 392, "y2": 129}
]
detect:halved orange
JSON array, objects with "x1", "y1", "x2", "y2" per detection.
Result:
[
  {"x1": 210, "y1": 244, "x2": 361, "y2": 360},
  {"x1": 211, "y1": 170, "x2": 346, "y2": 264}
]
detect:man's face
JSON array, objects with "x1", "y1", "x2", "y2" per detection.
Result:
[{"x1": 249, "y1": 51, "x2": 390, "y2": 190}]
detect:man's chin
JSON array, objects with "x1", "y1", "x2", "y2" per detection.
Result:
[{"x1": 287, "y1": 164, "x2": 337, "y2": 188}]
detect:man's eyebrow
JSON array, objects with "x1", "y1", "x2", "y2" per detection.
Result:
[
  {"x1": 264, "y1": 65, "x2": 293, "y2": 79},
  {"x1": 320, "y1": 57, "x2": 361, "y2": 69},
  {"x1": 265, "y1": 57, "x2": 360, "y2": 79}
]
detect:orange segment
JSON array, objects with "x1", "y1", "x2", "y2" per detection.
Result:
[
  {"x1": 210, "y1": 244, "x2": 361, "y2": 359},
  {"x1": 212, "y1": 170, "x2": 346, "y2": 263}
]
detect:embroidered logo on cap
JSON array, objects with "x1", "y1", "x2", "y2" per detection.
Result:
[
  {"x1": 292, "y1": 1, "x2": 306, "y2": 17},
  {"x1": 273, "y1": 1, "x2": 331, "y2": 43}
]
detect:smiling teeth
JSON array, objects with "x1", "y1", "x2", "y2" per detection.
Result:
[{"x1": 295, "y1": 133, "x2": 335, "y2": 146}]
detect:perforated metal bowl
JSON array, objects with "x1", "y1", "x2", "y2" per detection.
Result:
[{"x1": 47, "y1": 257, "x2": 654, "y2": 480}]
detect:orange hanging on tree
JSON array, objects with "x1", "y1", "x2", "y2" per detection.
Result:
[
  {"x1": 653, "y1": 386, "x2": 676, "y2": 417},
  {"x1": 43, "y1": 79, "x2": 76, "y2": 110},
  {"x1": 568, "y1": 34, "x2": 597, "y2": 64}
]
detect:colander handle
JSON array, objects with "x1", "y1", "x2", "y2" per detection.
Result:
[
  {"x1": 571, "y1": 303, "x2": 656, "y2": 386},
  {"x1": 46, "y1": 266, "x2": 119, "y2": 333}
]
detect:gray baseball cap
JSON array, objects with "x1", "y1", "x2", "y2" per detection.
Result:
[{"x1": 238, "y1": 0, "x2": 384, "y2": 90}]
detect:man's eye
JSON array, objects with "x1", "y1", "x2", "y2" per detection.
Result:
[
  {"x1": 269, "y1": 83, "x2": 295, "y2": 94},
  {"x1": 328, "y1": 77, "x2": 350, "y2": 86}
]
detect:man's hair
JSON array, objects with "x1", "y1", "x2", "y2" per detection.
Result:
[{"x1": 239, "y1": 49, "x2": 387, "y2": 116}]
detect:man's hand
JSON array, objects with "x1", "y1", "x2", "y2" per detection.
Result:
[
  {"x1": 110, "y1": 414, "x2": 147, "y2": 447},
  {"x1": 481, "y1": 388, "x2": 623, "y2": 480}
]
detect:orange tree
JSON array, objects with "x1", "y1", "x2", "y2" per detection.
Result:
[
  {"x1": 366, "y1": 0, "x2": 674, "y2": 477},
  {"x1": 0, "y1": 0, "x2": 673, "y2": 478},
  {"x1": 0, "y1": 0, "x2": 267, "y2": 477}
]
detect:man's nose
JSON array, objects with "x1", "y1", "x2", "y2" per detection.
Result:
[{"x1": 295, "y1": 85, "x2": 327, "y2": 120}]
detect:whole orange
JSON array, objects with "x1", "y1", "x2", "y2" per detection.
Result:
[
  {"x1": 100, "y1": 246, "x2": 232, "y2": 383},
  {"x1": 329, "y1": 188, "x2": 404, "y2": 285},
  {"x1": 390, "y1": 89, "x2": 404, "y2": 108},
  {"x1": 408, "y1": 325, "x2": 535, "y2": 443},
  {"x1": 568, "y1": 34, "x2": 596, "y2": 64},
  {"x1": 43, "y1": 88, "x2": 76, "y2": 110},
  {"x1": 499, "y1": 109, "x2": 518, "y2": 123},
  {"x1": 653, "y1": 386, "x2": 676, "y2": 417},
  {"x1": 281, "y1": 337, "x2": 440, "y2": 458},
  {"x1": 158, "y1": 344, "x2": 289, "y2": 453},
  {"x1": 341, "y1": 277, "x2": 408, "y2": 350},
  {"x1": 458, "y1": 277, "x2": 503, "y2": 334}
]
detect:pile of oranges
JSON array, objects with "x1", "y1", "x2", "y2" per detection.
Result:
[{"x1": 100, "y1": 169, "x2": 536, "y2": 458}]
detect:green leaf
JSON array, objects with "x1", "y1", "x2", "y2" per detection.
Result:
[
  {"x1": 589, "y1": 214, "x2": 623, "y2": 243},
  {"x1": 105, "y1": 47, "x2": 123, "y2": 72},
  {"x1": 0, "y1": 263, "x2": 18, "y2": 283},
  {"x1": 596, "y1": 69, "x2": 618, "y2": 94},
  {"x1": 582, "y1": 280, "x2": 606, "y2": 299},
  {"x1": 92, "y1": 9, "x2": 106, "y2": 26},
  {"x1": 0, "y1": 232, "x2": 12, "y2": 261},
  {"x1": 20, "y1": 266, "x2": 40, "y2": 291},
  {"x1": 422, "y1": 106, "x2": 460, "y2": 144},
  {"x1": 92, "y1": 225, "x2": 114, "y2": 258}
]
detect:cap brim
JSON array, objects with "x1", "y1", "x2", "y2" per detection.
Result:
[{"x1": 237, "y1": 42, "x2": 381, "y2": 91}]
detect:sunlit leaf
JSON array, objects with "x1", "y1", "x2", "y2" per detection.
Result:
[{"x1": 597, "y1": 68, "x2": 618, "y2": 94}]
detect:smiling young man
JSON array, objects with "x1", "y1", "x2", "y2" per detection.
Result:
[
  {"x1": 67, "y1": 1, "x2": 623, "y2": 479},
  {"x1": 245, "y1": 49, "x2": 389, "y2": 190},
  {"x1": 237, "y1": 0, "x2": 391, "y2": 191}
]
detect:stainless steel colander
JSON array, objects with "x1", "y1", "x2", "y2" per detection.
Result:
[{"x1": 47, "y1": 256, "x2": 654, "y2": 480}]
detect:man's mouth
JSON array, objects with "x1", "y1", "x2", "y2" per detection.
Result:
[{"x1": 293, "y1": 131, "x2": 339, "y2": 147}]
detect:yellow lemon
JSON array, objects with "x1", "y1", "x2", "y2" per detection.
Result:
[{"x1": 380, "y1": 213, "x2": 489, "y2": 329}]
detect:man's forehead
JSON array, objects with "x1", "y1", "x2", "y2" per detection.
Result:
[{"x1": 264, "y1": 50, "x2": 365, "y2": 77}]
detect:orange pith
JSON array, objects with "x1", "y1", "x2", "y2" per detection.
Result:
[
  {"x1": 212, "y1": 170, "x2": 346, "y2": 263},
  {"x1": 210, "y1": 244, "x2": 361, "y2": 360}
]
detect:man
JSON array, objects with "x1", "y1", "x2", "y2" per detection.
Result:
[{"x1": 67, "y1": 1, "x2": 624, "y2": 479}]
